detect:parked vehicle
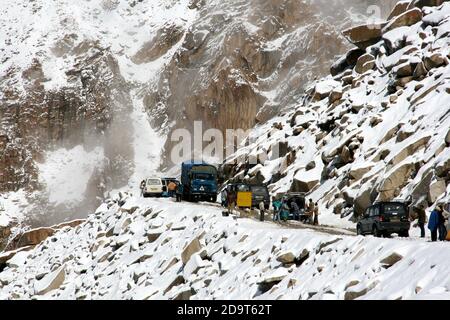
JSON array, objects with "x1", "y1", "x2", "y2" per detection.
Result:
[
  {"x1": 279, "y1": 193, "x2": 307, "y2": 221},
  {"x1": 181, "y1": 161, "x2": 218, "y2": 202},
  {"x1": 223, "y1": 183, "x2": 252, "y2": 208},
  {"x1": 161, "y1": 178, "x2": 179, "y2": 197},
  {"x1": 250, "y1": 185, "x2": 270, "y2": 210},
  {"x1": 357, "y1": 201, "x2": 410, "y2": 237},
  {"x1": 143, "y1": 178, "x2": 164, "y2": 198}
]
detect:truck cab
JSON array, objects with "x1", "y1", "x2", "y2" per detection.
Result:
[{"x1": 181, "y1": 161, "x2": 218, "y2": 202}]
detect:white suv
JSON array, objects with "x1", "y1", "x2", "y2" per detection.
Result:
[{"x1": 143, "y1": 178, "x2": 164, "y2": 197}]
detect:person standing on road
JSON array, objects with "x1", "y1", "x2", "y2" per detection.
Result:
[
  {"x1": 259, "y1": 201, "x2": 266, "y2": 222},
  {"x1": 221, "y1": 189, "x2": 228, "y2": 207},
  {"x1": 291, "y1": 201, "x2": 300, "y2": 221},
  {"x1": 168, "y1": 181, "x2": 177, "y2": 198},
  {"x1": 176, "y1": 183, "x2": 184, "y2": 202},
  {"x1": 280, "y1": 202, "x2": 290, "y2": 222},
  {"x1": 307, "y1": 199, "x2": 315, "y2": 225},
  {"x1": 227, "y1": 189, "x2": 236, "y2": 215},
  {"x1": 313, "y1": 202, "x2": 319, "y2": 226},
  {"x1": 272, "y1": 197, "x2": 282, "y2": 222},
  {"x1": 428, "y1": 206, "x2": 440, "y2": 242},
  {"x1": 445, "y1": 203, "x2": 450, "y2": 241},
  {"x1": 437, "y1": 204, "x2": 448, "y2": 241},
  {"x1": 140, "y1": 180, "x2": 146, "y2": 197},
  {"x1": 412, "y1": 204, "x2": 427, "y2": 238}
]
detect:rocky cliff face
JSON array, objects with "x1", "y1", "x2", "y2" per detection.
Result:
[
  {"x1": 145, "y1": 0, "x2": 389, "y2": 167},
  {"x1": 221, "y1": 0, "x2": 450, "y2": 218}
]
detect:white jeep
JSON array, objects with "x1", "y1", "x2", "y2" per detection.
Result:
[{"x1": 143, "y1": 178, "x2": 164, "y2": 198}]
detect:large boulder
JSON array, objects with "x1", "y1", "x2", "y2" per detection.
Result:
[
  {"x1": 34, "y1": 265, "x2": 66, "y2": 295},
  {"x1": 428, "y1": 180, "x2": 447, "y2": 203},
  {"x1": 353, "y1": 184, "x2": 373, "y2": 216},
  {"x1": 331, "y1": 49, "x2": 365, "y2": 76},
  {"x1": 181, "y1": 237, "x2": 202, "y2": 265},
  {"x1": 379, "y1": 162, "x2": 416, "y2": 200},
  {"x1": 355, "y1": 53, "x2": 375, "y2": 74},
  {"x1": 382, "y1": 8, "x2": 423, "y2": 34},
  {"x1": 387, "y1": 1, "x2": 411, "y2": 20},
  {"x1": 291, "y1": 174, "x2": 319, "y2": 193},
  {"x1": 276, "y1": 251, "x2": 296, "y2": 265},
  {"x1": 342, "y1": 23, "x2": 385, "y2": 50},
  {"x1": 349, "y1": 163, "x2": 374, "y2": 181},
  {"x1": 408, "y1": 0, "x2": 446, "y2": 9},
  {"x1": 15, "y1": 227, "x2": 55, "y2": 248},
  {"x1": 424, "y1": 53, "x2": 448, "y2": 71},
  {"x1": 388, "y1": 136, "x2": 431, "y2": 166}
]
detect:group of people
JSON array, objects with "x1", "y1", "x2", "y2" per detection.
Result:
[
  {"x1": 427, "y1": 203, "x2": 449, "y2": 242},
  {"x1": 409, "y1": 202, "x2": 449, "y2": 241},
  {"x1": 272, "y1": 198, "x2": 319, "y2": 225}
]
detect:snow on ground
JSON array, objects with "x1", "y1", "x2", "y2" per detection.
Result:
[
  {"x1": 0, "y1": 196, "x2": 449, "y2": 300},
  {"x1": 37, "y1": 146, "x2": 104, "y2": 206}
]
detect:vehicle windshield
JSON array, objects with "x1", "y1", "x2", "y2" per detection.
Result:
[
  {"x1": 236, "y1": 184, "x2": 250, "y2": 192},
  {"x1": 147, "y1": 179, "x2": 161, "y2": 185},
  {"x1": 193, "y1": 173, "x2": 214, "y2": 180},
  {"x1": 251, "y1": 186, "x2": 268, "y2": 194},
  {"x1": 383, "y1": 203, "x2": 406, "y2": 215}
]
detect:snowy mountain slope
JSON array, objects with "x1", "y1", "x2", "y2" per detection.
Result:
[
  {"x1": 221, "y1": 0, "x2": 450, "y2": 223},
  {"x1": 0, "y1": 0, "x2": 383, "y2": 235},
  {"x1": 0, "y1": 196, "x2": 449, "y2": 300},
  {"x1": 0, "y1": 0, "x2": 190, "y2": 229}
]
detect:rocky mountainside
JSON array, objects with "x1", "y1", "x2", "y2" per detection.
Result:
[
  {"x1": 1, "y1": 195, "x2": 449, "y2": 300},
  {"x1": 0, "y1": 0, "x2": 382, "y2": 233},
  {"x1": 222, "y1": 0, "x2": 450, "y2": 220}
]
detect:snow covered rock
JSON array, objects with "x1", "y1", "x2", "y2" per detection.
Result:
[
  {"x1": 181, "y1": 237, "x2": 203, "y2": 265},
  {"x1": 382, "y1": 8, "x2": 423, "y2": 34},
  {"x1": 342, "y1": 23, "x2": 384, "y2": 50},
  {"x1": 33, "y1": 265, "x2": 66, "y2": 295},
  {"x1": 276, "y1": 251, "x2": 296, "y2": 265}
]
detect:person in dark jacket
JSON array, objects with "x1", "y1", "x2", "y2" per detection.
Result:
[
  {"x1": 428, "y1": 207, "x2": 440, "y2": 242},
  {"x1": 140, "y1": 180, "x2": 146, "y2": 197},
  {"x1": 412, "y1": 204, "x2": 427, "y2": 238},
  {"x1": 291, "y1": 201, "x2": 300, "y2": 221},
  {"x1": 272, "y1": 197, "x2": 282, "y2": 222},
  {"x1": 437, "y1": 204, "x2": 447, "y2": 241},
  {"x1": 313, "y1": 202, "x2": 319, "y2": 226},
  {"x1": 176, "y1": 183, "x2": 184, "y2": 202}
]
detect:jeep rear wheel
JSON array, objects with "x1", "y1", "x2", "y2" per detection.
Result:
[
  {"x1": 399, "y1": 230, "x2": 409, "y2": 237},
  {"x1": 357, "y1": 225, "x2": 363, "y2": 236},
  {"x1": 373, "y1": 226, "x2": 382, "y2": 238}
]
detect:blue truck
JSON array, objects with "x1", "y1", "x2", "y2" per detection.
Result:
[{"x1": 181, "y1": 161, "x2": 218, "y2": 202}]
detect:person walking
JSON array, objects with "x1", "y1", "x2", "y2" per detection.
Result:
[
  {"x1": 175, "y1": 183, "x2": 184, "y2": 202},
  {"x1": 428, "y1": 206, "x2": 440, "y2": 242},
  {"x1": 259, "y1": 201, "x2": 266, "y2": 222},
  {"x1": 313, "y1": 202, "x2": 319, "y2": 226},
  {"x1": 272, "y1": 197, "x2": 282, "y2": 222},
  {"x1": 412, "y1": 204, "x2": 427, "y2": 238}
]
